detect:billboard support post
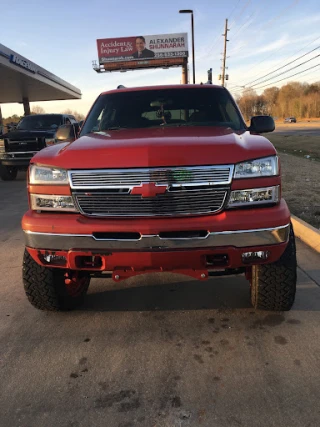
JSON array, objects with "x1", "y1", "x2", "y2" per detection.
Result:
[{"x1": 181, "y1": 59, "x2": 188, "y2": 84}]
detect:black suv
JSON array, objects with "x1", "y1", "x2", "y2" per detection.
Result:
[{"x1": 0, "y1": 114, "x2": 78, "y2": 181}]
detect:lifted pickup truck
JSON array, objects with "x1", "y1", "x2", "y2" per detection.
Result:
[
  {"x1": 0, "y1": 113, "x2": 77, "y2": 181},
  {"x1": 22, "y1": 84, "x2": 297, "y2": 311}
]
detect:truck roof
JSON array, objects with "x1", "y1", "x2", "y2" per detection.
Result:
[
  {"x1": 23, "y1": 113, "x2": 68, "y2": 117},
  {"x1": 101, "y1": 84, "x2": 224, "y2": 96}
]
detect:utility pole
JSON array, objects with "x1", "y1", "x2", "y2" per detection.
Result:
[{"x1": 221, "y1": 19, "x2": 229, "y2": 87}]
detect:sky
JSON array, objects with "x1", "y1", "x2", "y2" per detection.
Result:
[{"x1": 1, "y1": 0, "x2": 320, "y2": 117}]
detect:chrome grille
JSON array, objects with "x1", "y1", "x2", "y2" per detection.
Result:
[
  {"x1": 6, "y1": 138, "x2": 41, "y2": 152},
  {"x1": 69, "y1": 165, "x2": 233, "y2": 188},
  {"x1": 7, "y1": 138, "x2": 37, "y2": 144},
  {"x1": 75, "y1": 188, "x2": 228, "y2": 217}
]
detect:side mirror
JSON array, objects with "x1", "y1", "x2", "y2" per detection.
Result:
[
  {"x1": 55, "y1": 124, "x2": 80, "y2": 143},
  {"x1": 249, "y1": 116, "x2": 275, "y2": 134}
]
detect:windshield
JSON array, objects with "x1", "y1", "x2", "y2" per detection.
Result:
[
  {"x1": 80, "y1": 87, "x2": 245, "y2": 136},
  {"x1": 17, "y1": 115, "x2": 63, "y2": 130}
]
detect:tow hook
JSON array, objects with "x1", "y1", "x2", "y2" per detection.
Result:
[{"x1": 64, "y1": 272, "x2": 76, "y2": 285}]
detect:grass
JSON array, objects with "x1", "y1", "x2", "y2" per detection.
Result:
[
  {"x1": 266, "y1": 134, "x2": 320, "y2": 162},
  {"x1": 259, "y1": 128, "x2": 320, "y2": 228}
]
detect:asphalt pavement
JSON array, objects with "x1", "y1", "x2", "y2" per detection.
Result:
[{"x1": 1, "y1": 172, "x2": 320, "y2": 427}]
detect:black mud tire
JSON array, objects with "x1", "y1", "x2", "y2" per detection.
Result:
[
  {"x1": 251, "y1": 224, "x2": 297, "y2": 311},
  {"x1": 0, "y1": 165, "x2": 18, "y2": 181},
  {"x1": 22, "y1": 250, "x2": 90, "y2": 311}
]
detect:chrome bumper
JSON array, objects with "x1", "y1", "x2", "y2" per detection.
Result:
[
  {"x1": 1, "y1": 151, "x2": 37, "y2": 166},
  {"x1": 24, "y1": 224, "x2": 290, "y2": 251}
]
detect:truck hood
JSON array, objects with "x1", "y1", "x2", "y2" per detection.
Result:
[{"x1": 32, "y1": 126, "x2": 276, "y2": 169}]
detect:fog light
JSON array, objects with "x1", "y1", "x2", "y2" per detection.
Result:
[
  {"x1": 30, "y1": 194, "x2": 77, "y2": 212},
  {"x1": 242, "y1": 251, "x2": 270, "y2": 263},
  {"x1": 41, "y1": 254, "x2": 67, "y2": 266},
  {"x1": 228, "y1": 186, "x2": 279, "y2": 207}
]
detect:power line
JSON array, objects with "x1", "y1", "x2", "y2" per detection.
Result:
[
  {"x1": 206, "y1": 0, "x2": 248, "y2": 56},
  {"x1": 258, "y1": 0, "x2": 301, "y2": 31},
  {"x1": 206, "y1": 27, "x2": 226, "y2": 56},
  {"x1": 254, "y1": 63, "x2": 320, "y2": 90},
  {"x1": 230, "y1": 10, "x2": 256, "y2": 40},
  {"x1": 229, "y1": 0, "x2": 264, "y2": 40},
  {"x1": 228, "y1": 0, "x2": 242, "y2": 21},
  {"x1": 228, "y1": 64, "x2": 320, "y2": 93},
  {"x1": 227, "y1": 68, "x2": 320, "y2": 93},
  {"x1": 238, "y1": 35, "x2": 320, "y2": 86},
  {"x1": 250, "y1": 53, "x2": 320, "y2": 88},
  {"x1": 245, "y1": 45, "x2": 320, "y2": 86},
  {"x1": 229, "y1": 0, "x2": 252, "y2": 28},
  {"x1": 228, "y1": 0, "x2": 303, "y2": 74}
]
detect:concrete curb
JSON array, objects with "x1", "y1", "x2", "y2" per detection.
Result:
[{"x1": 291, "y1": 215, "x2": 320, "y2": 253}]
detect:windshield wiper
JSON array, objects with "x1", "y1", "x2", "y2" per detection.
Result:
[
  {"x1": 104, "y1": 126, "x2": 128, "y2": 131},
  {"x1": 159, "y1": 122, "x2": 188, "y2": 127}
]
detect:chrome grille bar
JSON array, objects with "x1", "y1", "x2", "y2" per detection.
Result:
[
  {"x1": 75, "y1": 188, "x2": 228, "y2": 217},
  {"x1": 7, "y1": 139, "x2": 38, "y2": 144},
  {"x1": 69, "y1": 165, "x2": 233, "y2": 189}
]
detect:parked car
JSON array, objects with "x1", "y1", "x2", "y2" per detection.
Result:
[
  {"x1": 284, "y1": 117, "x2": 297, "y2": 123},
  {"x1": 21, "y1": 84, "x2": 297, "y2": 312},
  {"x1": 0, "y1": 114, "x2": 78, "y2": 181}
]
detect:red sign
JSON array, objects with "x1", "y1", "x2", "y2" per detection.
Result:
[{"x1": 97, "y1": 37, "x2": 136, "y2": 63}]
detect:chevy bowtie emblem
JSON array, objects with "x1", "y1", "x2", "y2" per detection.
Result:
[{"x1": 131, "y1": 182, "x2": 167, "y2": 198}]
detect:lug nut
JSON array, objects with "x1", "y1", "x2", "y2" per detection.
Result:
[{"x1": 114, "y1": 275, "x2": 120, "y2": 280}]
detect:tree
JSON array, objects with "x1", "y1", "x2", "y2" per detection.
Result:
[
  {"x1": 3, "y1": 114, "x2": 24, "y2": 126},
  {"x1": 236, "y1": 81, "x2": 320, "y2": 119},
  {"x1": 31, "y1": 105, "x2": 45, "y2": 114},
  {"x1": 262, "y1": 87, "x2": 279, "y2": 115},
  {"x1": 237, "y1": 88, "x2": 259, "y2": 120}
]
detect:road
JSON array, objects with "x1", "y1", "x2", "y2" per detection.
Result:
[
  {"x1": 1, "y1": 173, "x2": 320, "y2": 427},
  {"x1": 274, "y1": 122, "x2": 320, "y2": 136}
]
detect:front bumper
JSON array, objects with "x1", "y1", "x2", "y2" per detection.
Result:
[
  {"x1": 24, "y1": 224, "x2": 289, "y2": 251},
  {"x1": 23, "y1": 200, "x2": 291, "y2": 277},
  {"x1": 0, "y1": 151, "x2": 37, "y2": 167}
]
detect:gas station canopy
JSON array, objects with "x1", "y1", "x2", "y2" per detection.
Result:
[{"x1": 0, "y1": 44, "x2": 81, "y2": 105}]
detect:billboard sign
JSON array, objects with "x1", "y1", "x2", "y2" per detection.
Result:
[{"x1": 97, "y1": 33, "x2": 188, "y2": 66}]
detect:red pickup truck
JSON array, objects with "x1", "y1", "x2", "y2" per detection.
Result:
[{"x1": 22, "y1": 84, "x2": 297, "y2": 311}]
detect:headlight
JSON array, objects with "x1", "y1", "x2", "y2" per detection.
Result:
[
  {"x1": 30, "y1": 194, "x2": 77, "y2": 211},
  {"x1": 228, "y1": 186, "x2": 279, "y2": 208},
  {"x1": 29, "y1": 165, "x2": 68, "y2": 184},
  {"x1": 45, "y1": 138, "x2": 56, "y2": 146},
  {"x1": 234, "y1": 156, "x2": 278, "y2": 179}
]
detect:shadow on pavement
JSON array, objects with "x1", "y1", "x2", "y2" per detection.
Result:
[
  {"x1": 81, "y1": 268, "x2": 320, "y2": 312},
  {"x1": 82, "y1": 274, "x2": 260, "y2": 312}
]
